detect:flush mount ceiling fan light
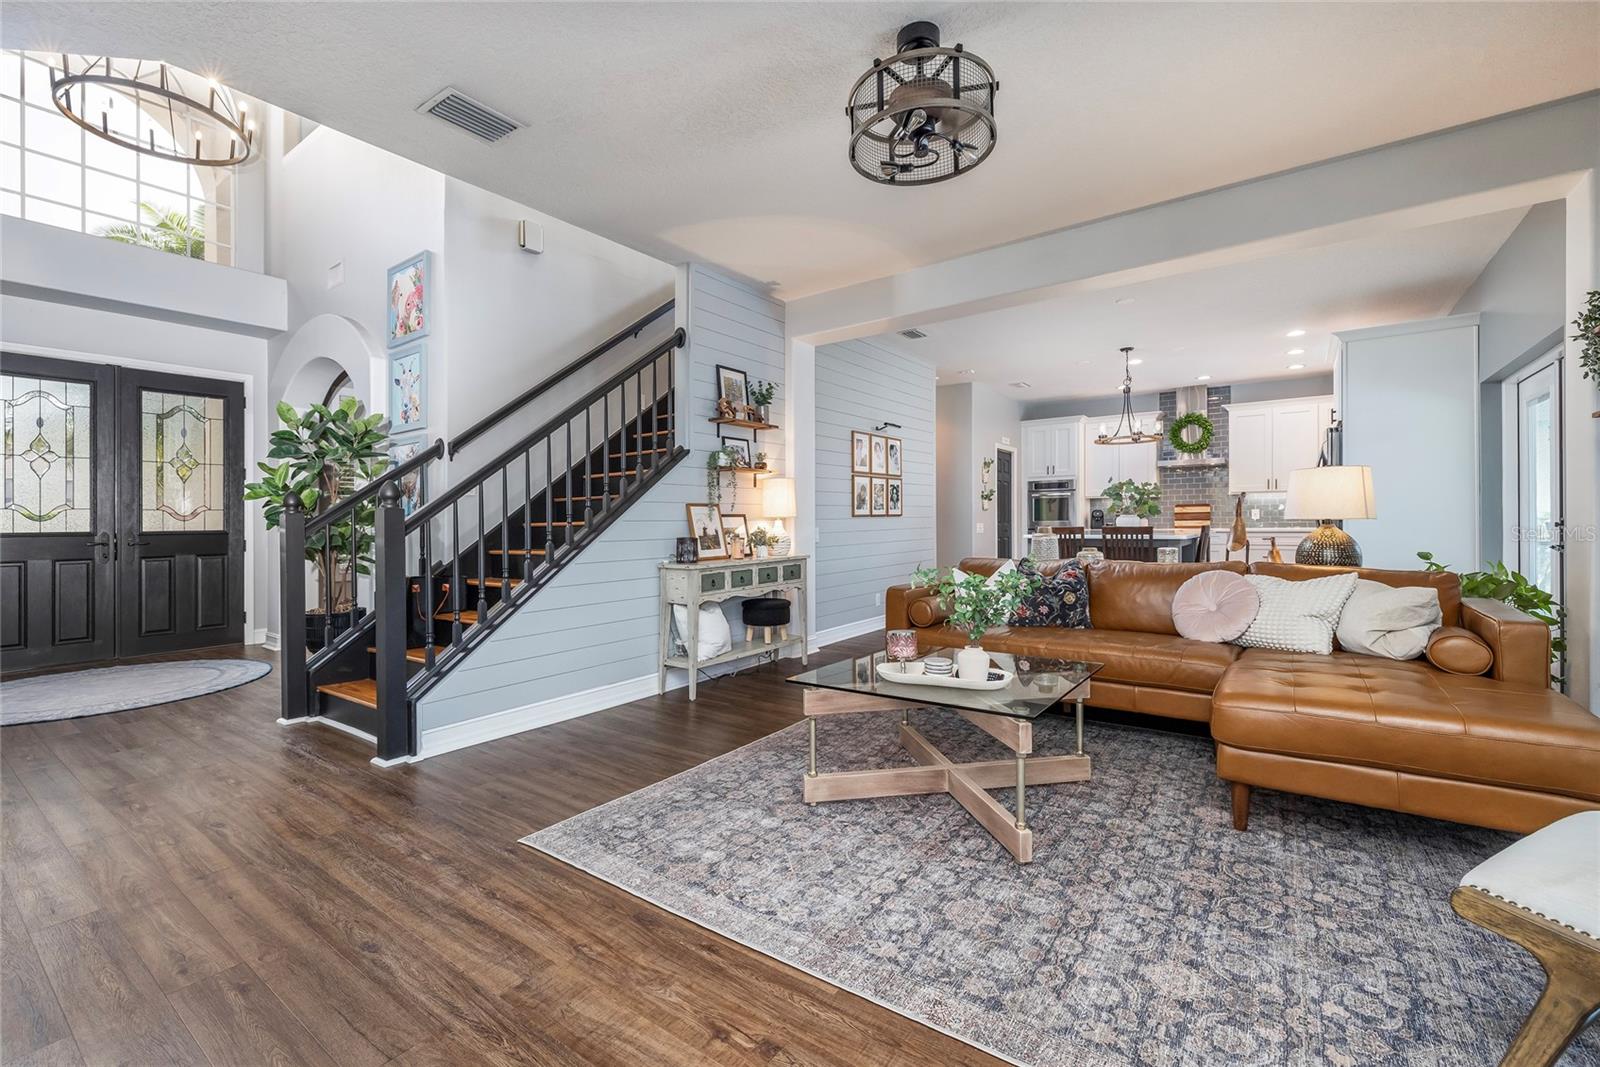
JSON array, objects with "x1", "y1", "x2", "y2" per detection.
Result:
[{"x1": 846, "y1": 21, "x2": 998, "y2": 186}]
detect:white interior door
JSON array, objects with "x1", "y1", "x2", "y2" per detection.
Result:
[{"x1": 1514, "y1": 356, "x2": 1563, "y2": 598}]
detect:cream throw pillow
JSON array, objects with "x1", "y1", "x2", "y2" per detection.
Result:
[
  {"x1": 1336, "y1": 579, "x2": 1442, "y2": 659},
  {"x1": 1235, "y1": 572, "x2": 1358, "y2": 655},
  {"x1": 671, "y1": 603, "x2": 733, "y2": 660}
]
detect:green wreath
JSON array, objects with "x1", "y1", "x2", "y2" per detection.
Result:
[{"x1": 1168, "y1": 412, "x2": 1214, "y2": 455}]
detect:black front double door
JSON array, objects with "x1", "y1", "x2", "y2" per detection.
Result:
[{"x1": 0, "y1": 353, "x2": 244, "y2": 672}]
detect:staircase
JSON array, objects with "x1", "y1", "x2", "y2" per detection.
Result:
[{"x1": 277, "y1": 303, "x2": 687, "y2": 761}]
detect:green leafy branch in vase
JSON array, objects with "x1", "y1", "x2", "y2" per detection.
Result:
[{"x1": 911, "y1": 565, "x2": 1040, "y2": 645}]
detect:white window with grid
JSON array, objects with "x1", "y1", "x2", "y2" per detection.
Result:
[{"x1": 0, "y1": 50, "x2": 235, "y2": 266}]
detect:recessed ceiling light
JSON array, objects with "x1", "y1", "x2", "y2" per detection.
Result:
[
  {"x1": 1286, "y1": 329, "x2": 1306, "y2": 338},
  {"x1": 1287, "y1": 348, "x2": 1305, "y2": 356},
  {"x1": 1127, "y1": 358, "x2": 1143, "y2": 366},
  {"x1": 1195, "y1": 374, "x2": 1212, "y2": 381},
  {"x1": 965, "y1": 368, "x2": 976, "y2": 374},
  {"x1": 1114, "y1": 297, "x2": 1135, "y2": 305},
  {"x1": 1287, "y1": 363, "x2": 1305, "y2": 371}
]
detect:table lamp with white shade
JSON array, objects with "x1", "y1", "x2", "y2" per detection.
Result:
[
  {"x1": 761, "y1": 476, "x2": 796, "y2": 556},
  {"x1": 1285, "y1": 465, "x2": 1375, "y2": 566}
]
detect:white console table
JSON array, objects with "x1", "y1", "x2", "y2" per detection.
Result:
[{"x1": 658, "y1": 555, "x2": 808, "y2": 700}]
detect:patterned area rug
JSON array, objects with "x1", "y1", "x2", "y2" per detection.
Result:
[
  {"x1": 1, "y1": 659, "x2": 272, "y2": 725},
  {"x1": 523, "y1": 714, "x2": 1600, "y2": 1067}
]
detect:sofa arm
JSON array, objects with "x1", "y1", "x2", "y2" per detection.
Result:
[
  {"x1": 1461, "y1": 597, "x2": 1551, "y2": 688},
  {"x1": 885, "y1": 585, "x2": 943, "y2": 630}
]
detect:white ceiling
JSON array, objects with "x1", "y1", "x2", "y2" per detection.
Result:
[
  {"x1": 4, "y1": 3, "x2": 1596, "y2": 299},
  {"x1": 877, "y1": 207, "x2": 1528, "y2": 399}
]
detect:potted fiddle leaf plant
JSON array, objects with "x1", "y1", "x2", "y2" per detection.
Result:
[
  {"x1": 911, "y1": 564, "x2": 1040, "y2": 681},
  {"x1": 244, "y1": 397, "x2": 390, "y2": 651},
  {"x1": 1104, "y1": 479, "x2": 1161, "y2": 526}
]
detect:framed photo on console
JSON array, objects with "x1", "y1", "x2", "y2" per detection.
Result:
[
  {"x1": 686, "y1": 503, "x2": 729, "y2": 560},
  {"x1": 851, "y1": 475, "x2": 871, "y2": 517},
  {"x1": 851, "y1": 430, "x2": 871, "y2": 473}
]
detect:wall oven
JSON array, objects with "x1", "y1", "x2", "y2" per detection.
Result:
[{"x1": 1028, "y1": 479, "x2": 1076, "y2": 528}]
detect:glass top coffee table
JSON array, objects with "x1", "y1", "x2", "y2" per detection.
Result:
[{"x1": 788, "y1": 647, "x2": 1102, "y2": 863}]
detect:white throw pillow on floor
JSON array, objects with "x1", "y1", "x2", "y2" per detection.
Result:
[
  {"x1": 671, "y1": 603, "x2": 733, "y2": 660},
  {"x1": 1336, "y1": 579, "x2": 1442, "y2": 659},
  {"x1": 1234, "y1": 572, "x2": 1359, "y2": 655}
]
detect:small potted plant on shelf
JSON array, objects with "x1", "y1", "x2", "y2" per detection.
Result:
[
  {"x1": 1104, "y1": 479, "x2": 1161, "y2": 526},
  {"x1": 748, "y1": 527, "x2": 771, "y2": 558},
  {"x1": 706, "y1": 448, "x2": 734, "y2": 506},
  {"x1": 754, "y1": 450, "x2": 768, "y2": 470},
  {"x1": 911, "y1": 564, "x2": 1040, "y2": 681},
  {"x1": 749, "y1": 380, "x2": 777, "y2": 423}
]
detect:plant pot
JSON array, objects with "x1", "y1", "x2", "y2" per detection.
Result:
[
  {"x1": 305, "y1": 606, "x2": 367, "y2": 652},
  {"x1": 755, "y1": 403, "x2": 771, "y2": 424},
  {"x1": 956, "y1": 645, "x2": 990, "y2": 682},
  {"x1": 1115, "y1": 514, "x2": 1144, "y2": 527},
  {"x1": 754, "y1": 545, "x2": 768, "y2": 558}
]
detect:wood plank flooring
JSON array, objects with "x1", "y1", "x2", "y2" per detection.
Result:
[{"x1": 1, "y1": 637, "x2": 1006, "y2": 1066}]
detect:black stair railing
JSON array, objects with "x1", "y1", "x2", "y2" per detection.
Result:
[
  {"x1": 278, "y1": 437, "x2": 444, "y2": 725},
  {"x1": 365, "y1": 326, "x2": 688, "y2": 761}
]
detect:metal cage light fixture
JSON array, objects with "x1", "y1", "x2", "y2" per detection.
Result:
[
  {"x1": 846, "y1": 21, "x2": 997, "y2": 186},
  {"x1": 1094, "y1": 347, "x2": 1163, "y2": 446},
  {"x1": 47, "y1": 54, "x2": 254, "y2": 167}
]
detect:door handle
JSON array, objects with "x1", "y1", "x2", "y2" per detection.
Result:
[
  {"x1": 84, "y1": 532, "x2": 114, "y2": 562},
  {"x1": 125, "y1": 536, "x2": 151, "y2": 549}
]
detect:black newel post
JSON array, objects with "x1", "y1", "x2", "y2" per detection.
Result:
[
  {"x1": 374, "y1": 480, "x2": 413, "y2": 762},
  {"x1": 279, "y1": 493, "x2": 308, "y2": 721}
]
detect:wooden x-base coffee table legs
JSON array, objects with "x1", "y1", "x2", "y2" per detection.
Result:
[{"x1": 801, "y1": 688, "x2": 1090, "y2": 863}]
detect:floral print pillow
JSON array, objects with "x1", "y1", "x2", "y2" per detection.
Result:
[{"x1": 1010, "y1": 557, "x2": 1091, "y2": 628}]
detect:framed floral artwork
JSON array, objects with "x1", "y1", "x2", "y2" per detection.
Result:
[
  {"x1": 386, "y1": 251, "x2": 431, "y2": 348},
  {"x1": 389, "y1": 344, "x2": 428, "y2": 432},
  {"x1": 387, "y1": 432, "x2": 429, "y2": 517}
]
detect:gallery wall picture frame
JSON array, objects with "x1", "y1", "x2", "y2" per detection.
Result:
[
  {"x1": 887, "y1": 478, "x2": 903, "y2": 516},
  {"x1": 686, "y1": 503, "x2": 729, "y2": 560},
  {"x1": 870, "y1": 477, "x2": 888, "y2": 516},
  {"x1": 389, "y1": 344, "x2": 428, "y2": 432},
  {"x1": 851, "y1": 430, "x2": 871, "y2": 474},
  {"x1": 851, "y1": 474, "x2": 871, "y2": 517},
  {"x1": 886, "y1": 437, "x2": 903, "y2": 476},
  {"x1": 715, "y1": 365, "x2": 750, "y2": 409},
  {"x1": 720, "y1": 436, "x2": 753, "y2": 467},
  {"x1": 386, "y1": 251, "x2": 432, "y2": 348},
  {"x1": 387, "y1": 432, "x2": 430, "y2": 517},
  {"x1": 869, "y1": 434, "x2": 888, "y2": 474}
]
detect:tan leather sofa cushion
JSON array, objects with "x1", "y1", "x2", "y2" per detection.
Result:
[
  {"x1": 1425, "y1": 626, "x2": 1494, "y2": 676},
  {"x1": 1248, "y1": 561, "x2": 1462, "y2": 627},
  {"x1": 1212, "y1": 649, "x2": 1600, "y2": 801},
  {"x1": 914, "y1": 625, "x2": 1242, "y2": 693},
  {"x1": 1083, "y1": 560, "x2": 1248, "y2": 636}
]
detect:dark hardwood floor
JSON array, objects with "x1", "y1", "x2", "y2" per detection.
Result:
[{"x1": 1, "y1": 634, "x2": 1007, "y2": 1067}]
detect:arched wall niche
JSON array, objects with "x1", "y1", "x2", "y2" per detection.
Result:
[{"x1": 272, "y1": 313, "x2": 380, "y2": 417}]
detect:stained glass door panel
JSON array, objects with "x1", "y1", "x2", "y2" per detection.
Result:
[
  {"x1": 140, "y1": 390, "x2": 226, "y2": 531},
  {"x1": 0, "y1": 353, "x2": 116, "y2": 670}
]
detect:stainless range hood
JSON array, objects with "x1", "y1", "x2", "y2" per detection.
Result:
[{"x1": 1156, "y1": 385, "x2": 1228, "y2": 469}]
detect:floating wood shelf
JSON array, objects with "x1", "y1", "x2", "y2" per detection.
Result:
[
  {"x1": 717, "y1": 465, "x2": 771, "y2": 474},
  {"x1": 709, "y1": 417, "x2": 779, "y2": 431}
]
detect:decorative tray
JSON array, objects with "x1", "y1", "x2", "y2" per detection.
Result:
[{"x1": 875, "y1": 662, "x2": 1013, "y2": 691}]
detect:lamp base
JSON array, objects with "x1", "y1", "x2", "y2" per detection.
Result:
[{"x1": 1295, "y1": 523, "x2": 1362, "y2": 567}]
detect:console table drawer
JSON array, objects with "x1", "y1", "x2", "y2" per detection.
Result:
[
  {"x1": 757, "y1": 565, "x2": 780, "y2": 585},
  {"x1": 729, "y1": 569, "x2": 754, "y2": 590},
  {"x1": 782, "y1": 562, "x2": 804, "y2": 582},
  {"x1": 700, "y1": 571, "x2": 727, "y2": 593}
]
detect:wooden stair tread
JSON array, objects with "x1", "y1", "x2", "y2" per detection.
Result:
[
  {"x1": 609, "y1": 448, "x2": 670, "y2": 458},
  {"x1": 436, "y1": 610, "x2": 481, "y2": 625},
  {"x1": 553, "y1": 493, "x2": 620, "y2": 503},
  {"x1": 528, "y1": 520, "x2": 585, "y2": 527},
  {"x1": 465, "y1": 576, "x2": 522, "y2": 588},
  {"x1": 489, "y1": 548, "x2": 547, "y2": 556},
  {"x1": 367, "y1": 645, "x2": 449, "y2": 664},
  {"x1": 318, "y1": 678, "x2": 378, "y2": 708}
]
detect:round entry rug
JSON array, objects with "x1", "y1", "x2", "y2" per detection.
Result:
[{"x1": 1, "y1": 659, "x2": 272, "y2": 726}]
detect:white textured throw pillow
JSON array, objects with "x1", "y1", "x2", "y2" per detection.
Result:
[
  {"x1": 1335, "y1": 579, "x2": 1442, "y2": 660},
  {"x1": 1234, "y1": 572, "x2": 1359, "y2": 655},
  {"x1": 671, "y1": 603, "x2": 733, "y2": 660},
  {"x1": 951, "y1": 559, "x2": 1016, "y2": 585}
]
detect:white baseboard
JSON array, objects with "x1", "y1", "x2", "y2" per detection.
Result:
[
  {"x1": 277, "y1": 714, "x2": 377, "y2": 745},
  {"x1": 808, "y1": 616, "x2": 883, "y2": 654},
  {"x1": 261, "y1": 629, "x2": 280, "y2": 651},
  {"x1": 415, "y1": 672, "x2": 661, "y2": 761}
]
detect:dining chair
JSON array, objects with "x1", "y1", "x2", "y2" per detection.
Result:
[
  {"x1": 1055, "y1": 525, "x2": 1085, "y2": 558},
  {"x1": 1100, "y1": 526, "x2": 1156, "y2": 562}
]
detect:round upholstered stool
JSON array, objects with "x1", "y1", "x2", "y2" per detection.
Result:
[{"x1": 741, "y1": 597, "x2": 791, "y2": 645}]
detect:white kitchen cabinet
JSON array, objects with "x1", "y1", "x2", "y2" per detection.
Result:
[
  {"x1": 1082, "y1": 411, "x2": 1160, "y2": 495},
  {"x1": 1020, "y1": 417, "x2": 1083, "y2": 481},
  {"x1": 1224, "y1": 395, "x2": 1335, "y2": 494}
]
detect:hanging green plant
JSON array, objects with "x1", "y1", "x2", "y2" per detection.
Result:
[
  {"x1": 1168, "y1": 411, "x2": 1214, "y2": 455},
  {"x1": 1572, "y1": 288, "x2": 1600, "y2": 390}
]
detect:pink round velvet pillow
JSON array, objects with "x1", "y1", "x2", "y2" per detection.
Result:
[{"x1": 1171, "y1": 570, "x2": 1259, "y2": 643}]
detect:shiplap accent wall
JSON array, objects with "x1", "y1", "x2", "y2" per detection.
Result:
[
  {"x1": 814, "y1": 338, "x2": 936, "y2": 635},
  {"x1": 415, "y1": 265, "x2": 785, "y2": 747}
]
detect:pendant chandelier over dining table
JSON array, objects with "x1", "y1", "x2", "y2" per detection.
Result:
[
  {"x1": 47, "y1": 54, "x2": 255, "y2": 167},
  {"x1": 1095, "y1": 347, "x2": 1163, "y2": 446}
]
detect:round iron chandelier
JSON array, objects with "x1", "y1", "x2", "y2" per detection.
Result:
[
  {"x1": 1095, "y1": 348, "x2": 1164, "y2": 446},
  {"x1": 47, "y1": 54, "x2": 255, "y2": 167},
  {"x1": 846, "y1": 21, "x2": 997, "y2": 186}
]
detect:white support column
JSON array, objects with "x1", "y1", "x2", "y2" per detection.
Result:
[
  {"x1": 787, "y1": 337, "x2": 817, "y2": 647},
  {"x1": 1564, "y1": 168, "x2": 1599, "y2": 712}
]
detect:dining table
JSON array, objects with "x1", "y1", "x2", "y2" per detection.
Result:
[{"x1": 1027, "y1": 528, "x2": 1206, "y2": 563}]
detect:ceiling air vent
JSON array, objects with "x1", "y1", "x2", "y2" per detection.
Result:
[
  {"x1": 898, "y1": 328, "x2": 928, "y2": 340},
  {"x1": 417, "y1": 87, "x2": 522, "y2": 143}
]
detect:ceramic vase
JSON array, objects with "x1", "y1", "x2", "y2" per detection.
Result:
[
  {"x1": 1115, "y1": 513, "x2": 1144, "y2": 527},
  {"x1": 956, "y1": 645, "x2": 989, "y2": 682}
]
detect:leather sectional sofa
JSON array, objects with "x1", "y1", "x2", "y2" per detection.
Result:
[{"x1": 885, "y1": 558, "x2": 1600, "y2": 834}]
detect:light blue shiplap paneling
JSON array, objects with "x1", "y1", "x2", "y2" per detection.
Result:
[{"x1": 814, "y1": 338, "x2": 936, "y2": 633}]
